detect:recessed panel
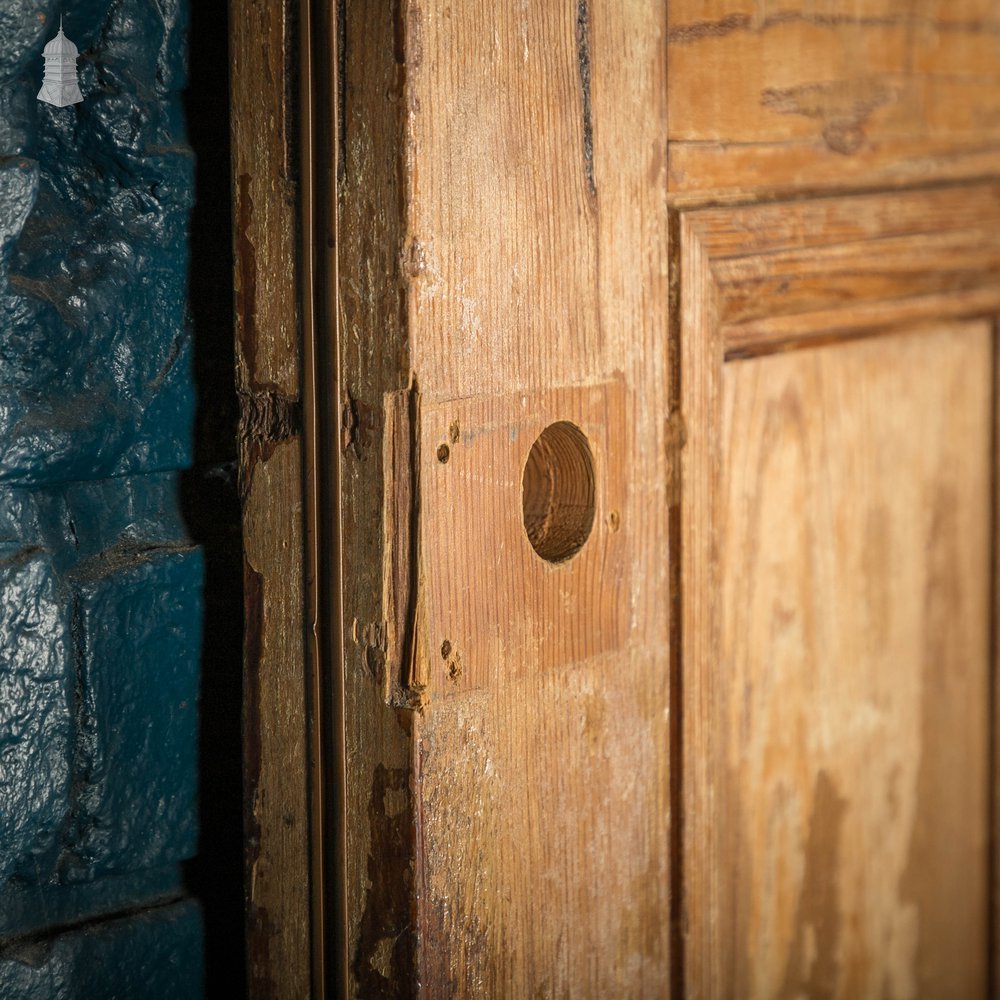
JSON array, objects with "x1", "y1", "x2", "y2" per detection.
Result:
[{"x1": 685, "y1": 323, "x2": 992, "y2": 996}]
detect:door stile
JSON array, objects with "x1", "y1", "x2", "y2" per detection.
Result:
[{"x1": 678, "y1": 216, "x2": 727, "y2": 996}]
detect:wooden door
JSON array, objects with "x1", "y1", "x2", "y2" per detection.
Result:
[
  {"x1": 679, "y1": 188, "x2": 1000, "y2": 996},
  {"x1": 336, "y1": 3, "x2": 671, "y2": 995},
  {"x1": 232, "y1": 1, "x2": 1000, "y2": 996}
]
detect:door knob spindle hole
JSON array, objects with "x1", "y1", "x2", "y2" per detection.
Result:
[{"x1": 521, "y1": 421, "x2": 596, "y2": 563}]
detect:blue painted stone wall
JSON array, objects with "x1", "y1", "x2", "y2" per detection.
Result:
[
  {"x1": 0, "y1": 1, "x2": 203, "y2": 994},
  {"x1": 0, "y1": 900, "x2": 203, "y2": 998}
]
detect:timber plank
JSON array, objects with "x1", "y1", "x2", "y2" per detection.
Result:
[
  {"x1": 231, "y1": 0, "x2": 312, "y2": 994},
  {"x1": 397, "y1": 1, "x2": 671, "y2": 994},
  {"x1": 667, "y1": 1, "x2": 1000, "y2": 196}
]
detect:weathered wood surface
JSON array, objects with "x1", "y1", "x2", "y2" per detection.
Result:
[
  {"x1": 419, "y1": 381, "x2": 628, "y2": 697},
  {"x1": 409, "y1": 2, "x2": 670, "y2": 994},
  {"x1": 338, "y1": 0, "x2": 421, "y2": 994},
  {"x1": 712, "y1": 327, "x2": 989, "y2": 996},
  {"x1": 233, "y1": 0, "x2": 1000, "y2": 994},
  {"x1": 679, "y1": 191, "x2": 996, "y2": 996},
  {"x1": 667, "y1": 0, "x2": 1000, "y2": 196},
  {"x1": 338, "y1": 0, "x2": 670, "y2": 995},
  {"x1": 687, "y1": 183, "x2": 1000, "y2": 358},
  {"x1": 231, "y1": 0, "x2": 312, "y2": 994},
  {"x1": 994, "y1": 325, "x2": 1000, "y2": 1000},
  {"x1": 242, "y1": 441, "x2": 311, "y2": 999}
]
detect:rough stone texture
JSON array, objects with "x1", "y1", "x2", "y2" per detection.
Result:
[
  {"x1": 0, "y1": 900, "x2": 203, "y2": 999},
  {"x1": 0, "y1": 550, "x2": 72, "y2": 887},
  {"x1": 69, "y1": 546, "x2": 201, "y2": 879},
  {"x1": 0, "y1": 0, "x2": 193, "y2": 485},
  {"x1": 0, "y1": 866, "x2": 183, "y2": 941},
  {"x1": 0, "y1": 0, "x2": 203, "y2": 991}
]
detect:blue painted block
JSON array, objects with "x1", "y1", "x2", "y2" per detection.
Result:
[
  {"x1": 0, "y1": 899, "x2": 204, "y2": 999},
  {"x1": 0, "y1": 0, "x2": 196, "y2": 489},
  {"x1": 0, "y1": 865, "x2": 184, "y2": 941},
  {"x1": 0, "y1": 487, "x2": 43, "y2": 551},
  {"x1": 32, "y1": 473, "x2": 189, "y2": 573},
  {"x1": 0, "y1": 158, "x2": 37, "y2": 258},
  {"x1": 64, "y1": 546, "x2": 202, "y2": 879},
  {"x1": 0, "y1": 480, "x2": 203, "y2": 937},
  {"x1": 0, "y1": 549, "x2": 72, "y2": 886},
  {"x1": 0, "y1": 2, "x2": 55, "y2": 98},
  {"x1": 0, "y1": 77, "x2": 36, "y2": 158},
  {"x1": 0, "y1": 0, "x2": 205, "y2": 981}
]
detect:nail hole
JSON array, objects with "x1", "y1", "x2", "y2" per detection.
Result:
[
  {"x1": 522, "y1": 421, "x2": 596, "y2": 563},
  {"x1": 440, "y1": 639, "x2": 452, "y2": 660},
  {"x1": 437, "y1": 443, "x2": 450, "y2": 463}
]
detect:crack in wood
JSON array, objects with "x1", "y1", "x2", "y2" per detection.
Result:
[{"x1": 575, "y1": 0, "x2": 596, "y2": 197}]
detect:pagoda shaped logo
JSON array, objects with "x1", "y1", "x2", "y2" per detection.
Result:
[{"x1": 37, "y1": 17, "x2": 84, "y2": 108}]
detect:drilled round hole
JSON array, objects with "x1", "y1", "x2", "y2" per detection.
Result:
[{"x1": 522, "y1": 421, "x2": 596, "y2": 563}]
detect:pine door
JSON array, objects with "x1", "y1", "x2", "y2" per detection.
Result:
[{"x1": 235, "y1": 1, "x2": 1000, "y2": 995}]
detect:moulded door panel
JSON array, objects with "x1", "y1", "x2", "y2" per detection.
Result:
[{"x1": 679, "y1": 187, "x2": 999, "y2": 997}]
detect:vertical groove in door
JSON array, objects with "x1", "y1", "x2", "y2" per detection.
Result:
[
  {"x1": 986, "y1": 319, "x2": 999, "y2": 998},
  {"x1": 667, "y1": 206, "x2": 685, "y2": 1000},
  {"x1": 300, "y1": 0, "x2": 347, "y2": 994},
  {"x1": 298, "y1": 1, "x2": 324, "y2": 992},
  {"x1": 667, "y1": 491, "x2": 685, "y2": 1000}
]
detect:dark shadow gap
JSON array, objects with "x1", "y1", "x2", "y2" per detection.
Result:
[{"x1": 180, "y1": 4, "x2": 246, "y2": 996}]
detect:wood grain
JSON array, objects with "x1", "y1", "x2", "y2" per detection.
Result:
[
  {"x1": 418, "y1": 380, "x2": 628, "y2": 698},
  {"x1": 679, "y1": 192, "x2": 996, "y2": 995},
  {"x1": 338, "y1": 0, "x2": 419, "y2": 993},
  {"x1": 707, "y1": 327, "x2": 990, "y2": 996},
  {"x1": 237, "y1": 0, "x2": 1000, "y2": 993},
  {"x1": 405, "y1": 2, "x2": 671, "y2": 992},
  {"x1": 231, "y1": 0, "x2": 312, "y2": 994},
  {"x1": 683, "y1": 183, "x2": 1000, "y2": 258},
  {"x1": 232, "y1": 0, "x2": 300, "y2": 400},
  {"x1": 683, "y1": 183, "x2": 1000, "y2": 357},
  {"x1": 335, "y1": 1, "x2": 671, "y2": 995},
  {"x1": 667, "y1": 0, "x2": 1000, "y2": 196},
  {"x1": 382, "y1": 386, "x2": 419, "y2": 707},
  {"x1": 242, "y1": 441, "x2": 311, "y2": 1000}
]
